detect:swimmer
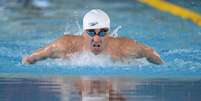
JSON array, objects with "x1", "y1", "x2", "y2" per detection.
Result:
[{"x1": 22, "y1": 9, "x2": 164, "y2": 65}]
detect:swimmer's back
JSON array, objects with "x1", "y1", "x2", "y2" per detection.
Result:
[
  {"x1": 50, "y1": 35, "x2": 84, "y2": 56},
  {"x1": 105, "y1": 36, "x2": 142, "y2": 59},
  {"x1": 54, "y1": 35, "x2": 84, "y2": 44}
]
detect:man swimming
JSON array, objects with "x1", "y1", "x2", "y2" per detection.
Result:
[{"x1": 22, "y1": 9, "x2": 164, "y2": 65}]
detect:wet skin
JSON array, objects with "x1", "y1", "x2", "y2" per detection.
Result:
[{"x1": 22, "y1": 28, "x2": 164, "y2": 65}]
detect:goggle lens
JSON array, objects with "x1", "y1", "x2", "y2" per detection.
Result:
[
  {"x1": 87, "y1": 29, "x2": 108, "y2": 37},
  {"x1": 87, "y1": 31, "x2": 96, "y2": 37}
]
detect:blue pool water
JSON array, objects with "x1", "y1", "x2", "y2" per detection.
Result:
[{"x1": 0, "y1": 0, "x2": 201, "y2": 101}]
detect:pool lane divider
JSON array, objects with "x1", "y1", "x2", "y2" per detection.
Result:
[{"x1": 138, "y1": 0, "x2": 201, "y2": 27}]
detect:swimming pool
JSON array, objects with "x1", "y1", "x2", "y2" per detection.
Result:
[{"x1": 0, "y1": 0, "x2": 201, "y2": 101}]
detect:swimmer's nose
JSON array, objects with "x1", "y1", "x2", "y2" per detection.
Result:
[
  {"x1": 93, "y1": 35, "x2": 101, "y2": 42},
  {"x1": 93, "y1": 44, "x2": 101, "y2": 48}
]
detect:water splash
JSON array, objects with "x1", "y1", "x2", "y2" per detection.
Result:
[
  {"x1": 110, "y1": 26, "x2": 122, "y2": 37},
  {"x1": 37, "y1": 51, "x2": 150, "y2": 68},
  {"x1": 64, "y1": 12, "x2": 82, "y2": 35},
  {"x1": 64, "y1": 21, "x2": 82, "y2": 35},
  {"x1": 32, "y1": 0, "x2": 50, "y2": 8},
  {"x1": 76, "y1": 20, "x2": 82, "y2": 35},
  {"x1": 69, "y1": 52, "x2": 113, "y2": 67},
  {"x1": 40, "y1": 52, "x2": 113, "y2": 67},
  {"x1": 164, "y1": 48, "x2": 200, "y2": 55}
]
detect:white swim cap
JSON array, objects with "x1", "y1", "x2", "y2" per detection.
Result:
[{"x1": 83, "y1": 9, "x2": 110, "y2": 30}]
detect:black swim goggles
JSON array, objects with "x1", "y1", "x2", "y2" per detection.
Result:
[{"x1": 86, "y1": 28, "x2": 108, "y2": 37}]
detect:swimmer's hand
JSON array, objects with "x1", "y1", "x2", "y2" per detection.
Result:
[
  {"x1": 145, "y1": 50, "x2": 164, "y2": 65},
  {"x1": 22, "y1": 56, "x2": 35, "y2": 64}
]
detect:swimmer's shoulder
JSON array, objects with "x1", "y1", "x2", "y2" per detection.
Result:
[
  {"x1": 54, "y1": 34, "x2": 83, "y2": 42},
  {"x1": 49, "y1": 35, "x2": 83, "y2": 48},
  {"x1": 108, "y1": 36, "x2": 138, "y2": 45}
]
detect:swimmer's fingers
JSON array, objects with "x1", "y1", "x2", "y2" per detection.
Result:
[
  {"x1": 22, "y1": 56, "x2": 35, "y2": 64},
  {"x1": 146, "y1": 51, "x2": 164, "y2": 65},
  {"x1": 147, "y1": 56, "x2": 164, "y2": 65},
  {"x1": 21, "y1": 43, "x2": 55, "y2": 64}
]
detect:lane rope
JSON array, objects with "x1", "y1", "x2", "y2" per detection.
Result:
[{"x1": 138, "y1": 0, "x2": 201, "y2": 26}]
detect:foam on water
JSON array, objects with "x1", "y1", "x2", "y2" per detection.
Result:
[
  {"x1": 164, "y1": 48, "x2": 201, "y2": 55},
  {"x1": 37, "y1": 51, "x2": 150, "y2": 68}
]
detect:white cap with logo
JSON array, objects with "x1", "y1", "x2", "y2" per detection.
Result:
[{"x1": 83, "y1": 9, "x2": 110, "y2": 30}]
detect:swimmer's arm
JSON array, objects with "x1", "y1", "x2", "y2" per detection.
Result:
[
  {"x1": 22, "y1": 43, "x2": 56, "y2": 64},
  {"x1": 122, "y1": 38, "x2": 164, "y2": 65},
  {"x1": 140, "y1": 44, "x2": 164, "y2": 65}
]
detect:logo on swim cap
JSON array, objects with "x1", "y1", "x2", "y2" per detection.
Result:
[
  {"x1": 89, "y1": 22, "x2": 98, "y2": 26},
  {"x1": 83, "y1": 9, "x2": 110, "y2": 30}
]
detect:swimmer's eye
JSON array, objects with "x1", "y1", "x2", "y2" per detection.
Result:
[
  {"x1": 99, "y1": 29, "x2": 108, "y2": 37},
  {"x1": 86, "y1": 28, "x2": 108, "y2": 37},
  {"x1": 99, "y1": 31, "x2": 106, "y2": 37},
  {"x1": 87, "y1": 31, "x2": 96, "y2": 37},
  {"x1": 88, "y1": 31, "x2": 106, "y2": 37}
]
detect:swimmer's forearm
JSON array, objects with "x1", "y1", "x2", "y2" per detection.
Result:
[
  {"x1": 29, "y1": 50, "x2": 49, "y2": 62},
  {"x1": 22, "y1": 50, "x2": 49, "y2": 64},
  {"x1": 146, "y1": 54, "x2": 164, "y2": 65},
  {"x1": 22, "y1": 44, "x2": 54, "y2": 64},
  {"x1": 143, "y1": 48, "x2": 164, "y2": 65}
]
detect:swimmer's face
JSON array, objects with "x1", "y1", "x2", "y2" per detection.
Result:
[{"x1": 83, "y1": 28, "x2": 109, "y2": 55}]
